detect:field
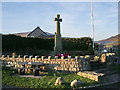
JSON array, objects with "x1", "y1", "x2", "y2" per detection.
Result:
[{"x1": 2, "y1": 69, "x2": 98, "y2": 88}]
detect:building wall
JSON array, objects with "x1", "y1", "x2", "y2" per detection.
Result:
[{"x1": 28, "y1": 28, "x2": 47, "y2": 37}]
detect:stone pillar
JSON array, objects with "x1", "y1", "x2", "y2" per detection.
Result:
[{"x1": 54, "y1": 14, "x2": 63, "y2": 54}]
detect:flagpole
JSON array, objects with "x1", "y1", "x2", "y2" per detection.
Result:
[{"x1": 91, "y1": 0, "x2": 95, "y2": 53}]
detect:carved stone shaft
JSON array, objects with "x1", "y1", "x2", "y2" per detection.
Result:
[{"x1": 54, "y1": 14, "x2": 63, "y2": 54}]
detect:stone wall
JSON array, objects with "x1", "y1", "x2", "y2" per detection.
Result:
[
  {"x1": 77, "y1": 71, "x2": 105, "y2": 82},
  {"x1": 100, "y1": 53, "x2": 116, "y2": 66},
  {"x1": 0, "y1": 55, "x2": 91, "y2": 72}
]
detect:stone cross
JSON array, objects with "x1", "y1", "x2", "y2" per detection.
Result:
[
  {"x1": 54, "y1": 14, "x2": 63, "y2": 54},
  {"x1": 54, "y1": 14, "x2": 62, "y2": 35}
]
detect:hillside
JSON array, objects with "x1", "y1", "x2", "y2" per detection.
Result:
[
  {"x1": 14, "y1": 32, "x2": 30, "y2": 37},
  {"x1": 97, "y1": 34, "x2": 120, "y2": 47},
  {"x1": 14, "y1": 31, "x2": 54, "y2": 37},
  {"x1": 99, "y1": 34, "x2": 120, "y2": 42}
]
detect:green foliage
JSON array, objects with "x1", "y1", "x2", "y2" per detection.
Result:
[
  {"x1": 2, "y1": 34, "x2": 54, "y2": 51},
  {"x1": 2, "y1": 34, "x2": 93, "y2": 54},
  {"x1": 2, "y1": 69, "x2": 98, "y2": 88}
]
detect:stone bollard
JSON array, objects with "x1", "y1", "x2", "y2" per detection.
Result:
[
  {"x1": 55, "y1": 77, "x2": 65, "y2": 86},
  {"x1": 101, "y1": 54, "x2": 106, "y2": 63},
  {"x1": 70, "y1": 80, "x2": 83, "y2": 87}
]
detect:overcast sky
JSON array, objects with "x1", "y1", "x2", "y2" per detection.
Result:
[{"x1": 1, "y1": 1, "x2": 118, "y2": 41}]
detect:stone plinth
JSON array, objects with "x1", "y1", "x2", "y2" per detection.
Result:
[{"x1": 54, "y1": 14, "x2": 63, "y2": 54}]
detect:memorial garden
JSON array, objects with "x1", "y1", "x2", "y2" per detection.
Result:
[{"x1": 1, "y1": 14, "x2": 119, "y2": 89}]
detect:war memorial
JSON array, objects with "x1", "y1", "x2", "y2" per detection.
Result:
[{"x1": 1, "y1": 14, "x2": 119, "y2": 89}]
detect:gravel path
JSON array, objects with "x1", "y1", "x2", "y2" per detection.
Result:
[
  {"x1": 12, "y1": 74, "x2": 43, "y2": 78},
  {"x1": 100, "y1": 82, "x2": 120, "y2": 88}
]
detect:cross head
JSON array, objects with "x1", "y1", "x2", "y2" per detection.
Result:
[{"x1": 54, "y1": 14, "x2": 62, "y2": 22}]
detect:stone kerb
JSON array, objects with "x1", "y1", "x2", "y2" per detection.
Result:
[{"x1": 77, "y1": 71, "x2": 104, "y2": 82}]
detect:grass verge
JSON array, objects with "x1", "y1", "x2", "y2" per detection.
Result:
[{"x1": 2, "y1": 69, "x2": 98, "y2": 88}]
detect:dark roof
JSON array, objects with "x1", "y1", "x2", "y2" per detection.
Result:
[{"x1": 27, "y1": 26, "x2": 47, "y2": 36}]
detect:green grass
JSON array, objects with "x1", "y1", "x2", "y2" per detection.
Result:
[{"x1": 2, "y1": 69, "x2": 98, "y2": 88}]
